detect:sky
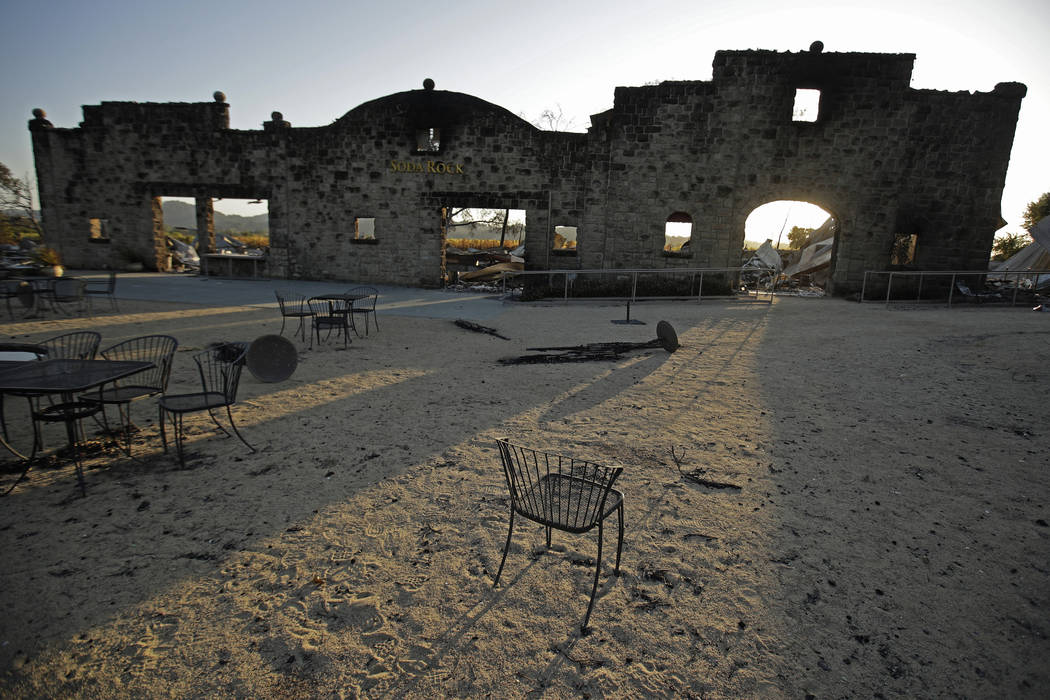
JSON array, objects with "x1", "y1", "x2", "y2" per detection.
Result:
[{"x1": 2, "y1": 0, "x2": 1046, "y2": 245}]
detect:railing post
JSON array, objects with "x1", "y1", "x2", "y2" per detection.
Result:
[
  {"x1": 698, "y1": 272, "x2": 704, "y2": 303},
  {"x1": 885, "y1": 272, "x2": 893, "y2": 307},
  {"x1": 631, "y1": 272, "x2": 638, "y2": 303},
  {"x1": 917, "y1": 272, "x2": 924, "y2": 302},
  {"x1": 948, "y1": 273, "x2": 956, "y2": 307},
  {"x1": 861, "y1": 271, "x2": 868, "y2": 303},
  {"x1": 564, "y1": 272, "x2": 569, "y2": 303}
]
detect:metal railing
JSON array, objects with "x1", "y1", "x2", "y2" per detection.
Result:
[
  {"x1": 495, "y1": 266, "x2": 776, "y2": 304},
  {"x1": 860, "y1": 269, "x2": 1050, "y2": 307}
]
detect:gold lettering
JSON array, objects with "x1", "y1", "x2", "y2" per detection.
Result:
[{"x1": 388, "y1": 161, "x2": 465, "y2": 175}]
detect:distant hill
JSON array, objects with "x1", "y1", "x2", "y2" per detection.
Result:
[{"x1": 161, "y1": 200, "x2": 268, "y2": 234}]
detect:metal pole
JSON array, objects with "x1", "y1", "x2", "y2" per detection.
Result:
[
  {"x1": 885, "y1": 272, "x2": 893, "y2": 307},
  {"x1": 564, "y1": 272, "x2": 569, "y2": 303},
  {"x1": 631, "y1": 272, "x2": 638, "y2": 303},
  {"x1": 861, "y1": 271, "x2": 868, "y2": 303},
  {"x1": 948, "y1": 273, "x2": 956, "y2": 307},
  {"x1": 917, "y1": 272, "x2": 924, "y2": 302},
  {"x1": 698, "y1": 272, "x2": 704, "y2": 303}
]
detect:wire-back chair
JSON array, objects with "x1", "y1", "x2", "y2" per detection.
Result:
[
  {"x1": 84, "y1": 271, "x2": 118, "y2": 313},
  {"x1": 307, "y1": 297, "x2": 352, "y2": 348},
  {"x1": 274, "y1": 290, "x2": 313, "y2": 341},
  {"x1": 493, "y1": 438, "x2": 625, "y2": 631},
  {"x1": 48, "y1": 278, "x2": 87, "y2": 315},
  {"x1": 158, "y1": 342, "x2": 254, "y2": 466},
  {"x1": 91, "y1": 334, "x2": 178, "y2": 455},
  {"x1": 1, "y1": 331, "x2": 100, "y2": 441},
  {"x1": 346, "y1": 286, "x2": 379, "y2": 337}
]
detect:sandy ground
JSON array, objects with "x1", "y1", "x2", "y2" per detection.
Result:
[{"x1": 0, "y1": 294, "x2": 1047, "y2": 698}]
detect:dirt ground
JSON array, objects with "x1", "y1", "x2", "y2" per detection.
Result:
[{"x1": 1, "y1": 295, "x2": 1047, "y2": 698}]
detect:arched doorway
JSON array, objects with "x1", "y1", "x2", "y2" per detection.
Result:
[{"x1": 745, "y1": 200, "x2": 837, "y2": 290}]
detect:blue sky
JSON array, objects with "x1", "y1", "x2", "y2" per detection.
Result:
[{"x1": 2, "y1": 0, "x2": 1046, "y2": 242}]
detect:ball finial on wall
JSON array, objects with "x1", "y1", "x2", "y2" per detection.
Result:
[
  {"x1": 32, "y1": 108, "x2": 46, "y2": 119},
  {"x1": 423, "y1": 78, "x2": 435, "y2": 91},
  {"x1": 809, "y1": 41, "x2": 824, "y2": 53},
  {"x1": 213, "y1": 91, "x2": 227, "y2": 102},
  {"x1": 272, "y1": 111, "x2": 283, "y2": 121}
]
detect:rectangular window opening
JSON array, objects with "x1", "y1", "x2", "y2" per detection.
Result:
[
  {"x1": 792, "y1": 89, "x2": 820, "y2": 123},
  {"x1": 355, "y1": 217, "x2": 376, "y2": 241},
  {"x1": 553, "y1": 225, "x2": 577, "y2": 252},
  {"x1": 891, "y1": 233, "x2": 918, "y2": 266},
  {"x1": 415, "y1": 128, "x2": 441, "y2": 153},
  {"x1": 89, "y1": 217, "x2": 110, "y2": 241}
]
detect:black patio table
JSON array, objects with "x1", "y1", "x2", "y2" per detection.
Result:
[
  {"x1": 309, "y1": 293, "x2": 369, "y2": 338},
  {"x1": 0, "y1": 358, "x2": 154, "y2": 496}
]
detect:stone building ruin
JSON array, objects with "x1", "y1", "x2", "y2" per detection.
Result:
[{"x1": 29, "y1": 43, "x2": 1026, "y2": 296}]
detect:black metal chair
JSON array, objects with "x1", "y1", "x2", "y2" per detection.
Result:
[
  {"x1": 158, "y1": 342, "x2": 254, "y2": 467},
  {"x1": 84, "y1": 271, "x2": 118, "y2": 313},
  {"x1": 0, "y1": 279, "x2": 30, "y2": 319},
  {"x1": 48, "y1": 277, "x2": 87, "y2": 315},
  {"x1": 0, "y1": 342, "x2": 48, "y2": 462},
  {"x1": 88, "y1": 334, "x2": 178, "y2": 456},
  {"x1": 17, "y1": 331, "x2": 103, "y2": 454},
  {"x1": 40, "y1": 330, "x2": 101, "y2": 361},
  {"x1": 274, "y1": 290, "x2": 312, "y2": 341},
  {"x1": 493, "y1": 438, "x2": 625, "y2": 631},
  {"x1": 307, "y1": 297, "x2": 352, "y2": 349},
  {"x1": 346, "y1": 286, "x2": 380, "y2": 337}
]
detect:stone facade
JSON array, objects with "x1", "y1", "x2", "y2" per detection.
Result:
[{"x1": 30, "y1": 45, "x2": 1025, "y2": 295}]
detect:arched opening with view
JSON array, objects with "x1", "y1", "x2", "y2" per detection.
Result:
[{"x1": 744, "y1": 200, "x2": 837, "y2": 292}]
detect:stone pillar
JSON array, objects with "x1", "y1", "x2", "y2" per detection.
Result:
[{"x1": 195, "y1": 197, "x2": 215, "y2": 255}]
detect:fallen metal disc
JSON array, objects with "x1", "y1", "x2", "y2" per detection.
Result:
[
  {"x1": 656, "y1": 320, "x2": 679, "y2": 352},
  {"x1": 245, "y1": 334, "x2": 298, "y2": 382}
]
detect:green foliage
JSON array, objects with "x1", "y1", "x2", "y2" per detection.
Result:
[
  {"x1": 235, "y1": 234, "x2": 270, "y2": 249},
  {"x1": 991, "y1": 232, "x2": 1031, "y2": 261},
  {"x1": 166, "y1": 228, "x2": 196, "y2": 245},
  {"x1": 33, "y1": 245, "x2": 61, "y2": 266},
  {"x1": 787, "y1": 226, "x2": 814, "y2": 250},
  {"x1": 0, "y1": 160, "x2": 43, "y2": 242},
  {"x1": 1021, "y1": 192, "x2": 1050, "y2": 232}
]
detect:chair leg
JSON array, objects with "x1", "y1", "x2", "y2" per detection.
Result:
[
  {"x1": 173, "y1": 413, "x2": 186, "y2": 467},
  {"x1": 582, "y1": 519, "x2": 605, "y2": 631},
  {"x1": 206, "y1": 408, "x2": 232, "y2": 437},
  {"x1": 116, "y1": 402, "x2": 134, "y2": 456},
  {"x1": 225, "y1": 405, "x2": 254, "y2": 452},
  {"x1": 615, "y1": 502, "x2": 624, "y2": 574},
  {"x1": 494, "y1": 507, "x2": 516, "y2": 587},
  {"x1": 279, "y1": 316, "x2": 287, "y2": 336},
  {"x1": 159, "y1": 405, "x2": 169, "y2": 454}
]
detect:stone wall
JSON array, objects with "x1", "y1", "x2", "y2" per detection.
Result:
[{"x1": 30, "y1": 45, "x2": 1025, "y2": 295}]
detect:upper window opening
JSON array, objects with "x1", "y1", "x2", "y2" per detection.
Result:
[
  {"x1": 664, "y1": 212, "x2": 692, "y2": 255},
  {"x1": 415, "y1": 128, "x2": 441, "y2": 153},
  {"x1": 355, "y1": 217, "x2": 376, "y2": 240},
  {"x1": 792, "y1": 89, "x2": 820, "y2": 122}
]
